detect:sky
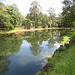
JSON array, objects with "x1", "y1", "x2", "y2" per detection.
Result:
[{"x1": 2, "y1": 0, "x2": 64, "y2": 16}]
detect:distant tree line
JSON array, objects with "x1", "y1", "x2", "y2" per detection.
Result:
[
  {"x1": 22, "y1": 1, "x2": 58, "y2": 28},
  {"x1": 0, "y1": 0, "x2": 75, "y2": 29}
]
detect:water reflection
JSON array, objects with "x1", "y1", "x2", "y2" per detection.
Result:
[{"x1": 0, "y1": 29, "x2": 70, "y2": 75}]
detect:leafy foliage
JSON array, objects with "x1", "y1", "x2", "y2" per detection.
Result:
[
  {"x1": 0, "y1": 3, "x2": 23, "y2": 29},
  {"x1": 0, "y1": 0, "x2": 75, "y2": 29},
  {"x1": 61, "y1": 0, "x2": 75, "y2": 27},
  {"x1": 22, "y1": 19, "x2": 33, "y2": 27}
]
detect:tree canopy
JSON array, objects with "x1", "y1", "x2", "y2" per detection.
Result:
[
  {"x1": 58, "y1": 0, "x2": 75, "y2": 27},
  {"x1": 0, "y1": 3, "x2": 23, "y2": 29},
  {"x1": 0, "y1": 0, "x2": 75, "y2": 29}
]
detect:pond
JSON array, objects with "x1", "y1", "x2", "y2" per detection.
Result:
[{"x1": 0, "y1": 29, "x2": 71, "y2": 75}]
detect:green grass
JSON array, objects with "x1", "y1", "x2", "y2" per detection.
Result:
[
  {"x1": 48, "y1": 42, "x2": 75, "y2": 75},
  {"x1": 61, "y1": 35, "x2": 70, "y2": 45},
  {"x1": 0, "y1": 30, "x2": 9, "y2": 33},
  {"x1": 0, "y1": 28, "x2": 45, "y2": 34},
  {"x1": 36, "y1": 31, "x2": 75, "y2": 75}
]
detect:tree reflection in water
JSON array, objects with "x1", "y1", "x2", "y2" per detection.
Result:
[
  {"x1": 0, "y1": 34, "x2": 22, "y2": 74},
  {"x1": 0, "y1": 29, "x2": 69, "y2": 75}
]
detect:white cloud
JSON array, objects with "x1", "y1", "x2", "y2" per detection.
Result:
[
  {"x1": 54, "y1": 41, "x2": 61, "y2": 48},
  {"x1": 3, "y1": 0, "x2": 64, "y2": 16},
  {"x1": 21, "y1": 40, "x2": 31, "y2": 46}
]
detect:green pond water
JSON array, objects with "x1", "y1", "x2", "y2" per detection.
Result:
[{"x1": 0, "y1": 29, "x2": 71, "y2": 75}]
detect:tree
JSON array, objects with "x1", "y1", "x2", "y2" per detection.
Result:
[
  {"x1": 22, "y1": 19, "x2": 33, "y2": 27},
  {"x1": 62, "y1": 0, "x2": 75, "y2": 27},
  {"x1": 0, "y1": 3, "x2": 23, "y2": 29},
  {"x1": 7, "y1": 4, "x2": 23, "y2": 27},
  {"x1": 48, "y1": 7, "x2": 57, "y2": 27},
  {"x1": 56, "y1": 14, "x2": 63, "y2": 27},
  {"x1": 28, "y1": 1, "x2": 41, "y2": 27},
  {"x1": 0, "y1": 10, "x2": 14, "y2": 29},
  {"x1": 48, "y1": 7, "x2": 55, "y2": 15},
  {"x1": 42, "y1": 14, "x2": 49, "y2": 27},
  {"x1": 0, "y1": 3, "x2": 14, "y2": 29}
]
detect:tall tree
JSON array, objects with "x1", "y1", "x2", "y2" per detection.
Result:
[
  {"x1": 48, "y1": 7, "x2": 57, "y2": 27},
  {"x1": 62, "y1": 0, "x2": 75, "y2": 27},
  {"x1": 0, "y1": 3, "x2": 23, "y2": 29},
  {"x1": 29, "y1": 1, "x2": 41, "y2": 27},
  {"x1": 7, "y1": 4, "x2": 23, "y2": 27},
  {"x1": 56, "y1": 14, "x2": 63, "y2": 27},
  {"x1": 0, "y1": 3, "x2": 14, "y2": 29}
]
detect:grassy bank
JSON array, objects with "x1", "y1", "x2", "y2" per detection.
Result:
[
  {"x1": 0, "y1": 27, "x2": 71, "y2": 34},
  {"x1": 36, "y1": 31, "x2": 75, "y2": 75},
  {"x1": 0, "y1": 28, "x2": 44, "y2": 34}
]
